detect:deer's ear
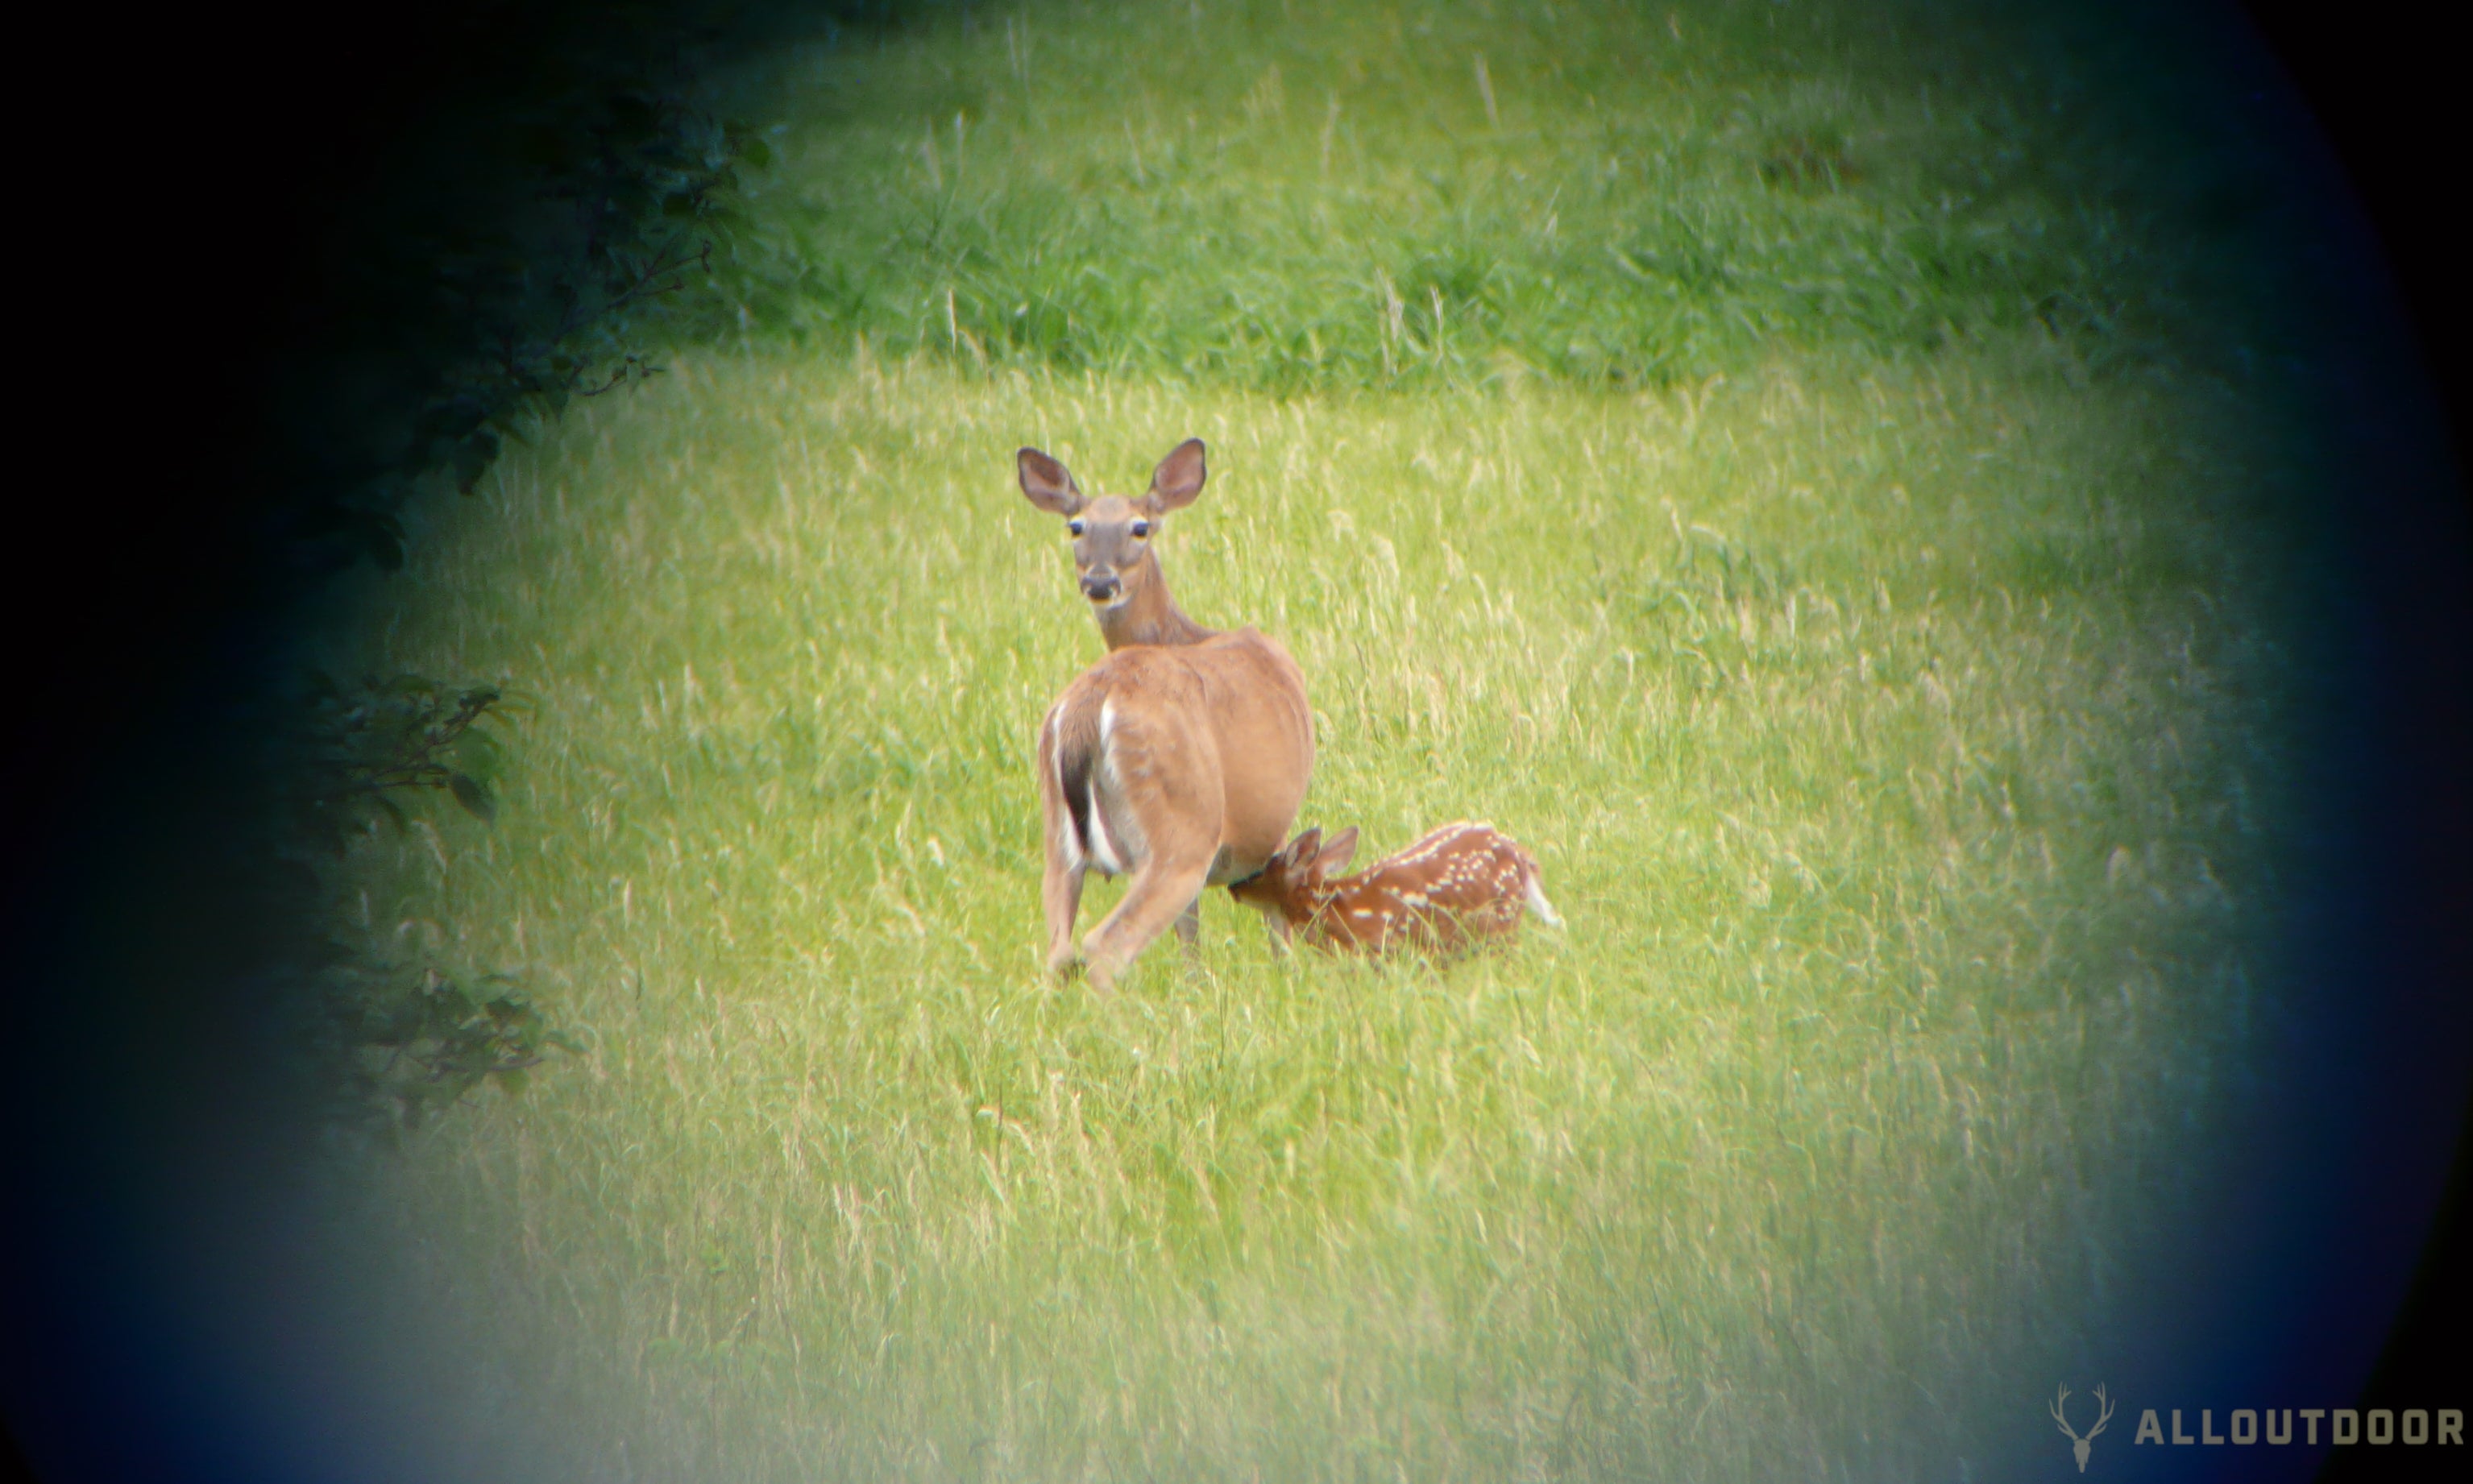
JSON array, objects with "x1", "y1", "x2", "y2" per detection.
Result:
[
  {"x1": 1141, "y1": 437, "x2": 1206, "y2": 515},
  {"x1": 1019, "y1": 447, "x2": 1086, "y2": 517},
  {"x1": 1281, "y1": 827, "x2": 1321, "y2": 871},
  {"x1": 1314, "y1": 827, "x2": 1359, "y2": 877}
]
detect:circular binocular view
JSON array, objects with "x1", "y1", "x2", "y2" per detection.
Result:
[{"x1": 7, "y1": 2, "x2": 2465, "y2": 1482}]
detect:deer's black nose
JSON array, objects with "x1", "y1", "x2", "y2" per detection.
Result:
[{"x1": 1081, "y1": 575, "x2": 1121, "y2": 602}]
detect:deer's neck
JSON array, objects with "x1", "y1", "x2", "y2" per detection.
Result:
[{"x1": 1098, "y1": 556, "x2": 1217, "y2": 650}]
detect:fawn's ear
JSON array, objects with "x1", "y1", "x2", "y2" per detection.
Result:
[
  {"x1": 1280, "y1": 827, "x2": 1322, "y2": 872},
  {"x1": 1019, "y1": 447, "x2": 1086, "y2": 517},
  {"x1": 1139, "y1": 437, "x2": 1206, "y2": 516},
  {"x1": 1314, "y1": 827, "x2": 1359, "y2": 877}
]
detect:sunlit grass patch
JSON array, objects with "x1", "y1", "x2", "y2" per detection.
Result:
[{"x1": 324, "y1": 328, "x2": 2293, "y2": 1477}]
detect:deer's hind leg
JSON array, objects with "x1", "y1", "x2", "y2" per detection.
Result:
[
  {"x1": 1042, "y1": 851, "x2": 1088, "y2": 977},
  {"x1": 1077, "y1": 710, "x2": 1220, "y2": 994},
  {"x1": 1084, "y1": 851, "x2": 1217, "y2": 995},
  {"x1": 1068, "y1": 678, "x2": 1222, "y2": 989},
  {"x1": 1036, "y1": 708, "x2": 1089, "y2": 977}
]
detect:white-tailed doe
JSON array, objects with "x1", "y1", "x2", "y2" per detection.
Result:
[
  {"x1": 1230, "y1": 820, "x2": 1561, "y2": 955},
  {"x1": 1020, "y1": 438, "x2": 1315, "y2": 993}
]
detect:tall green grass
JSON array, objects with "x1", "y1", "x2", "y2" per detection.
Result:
[
  {"x1": 320, "y1": 2, "x2": 2308, "y2": 1478},
  {"x1": 709, "y1": 0, "x2": 2274, "y2": 392}
]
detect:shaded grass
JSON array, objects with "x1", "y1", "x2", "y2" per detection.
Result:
[
  {"x1": 700, "y1": 0, "x2": 2288, "y2": 393},
  {"x1": 323, "y1": 335, "x2": 2296, "y2": 1478}
]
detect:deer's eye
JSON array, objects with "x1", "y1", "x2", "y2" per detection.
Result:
[
  {"x1": 1131, "y1": 522, "x2": 1152, "y2": 539},
  {"x1": 1067, "y1": 520, "x2": 1085, "y2": 537}
]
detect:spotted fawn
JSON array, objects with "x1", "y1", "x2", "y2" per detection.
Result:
[{"x1": 1229, "y1": 821, "x2": 1561, "y2": 955}]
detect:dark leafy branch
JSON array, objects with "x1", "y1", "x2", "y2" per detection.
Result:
[
  {"x1": 300, "y1": 673, "x2": 507, "y2": 831},
  {"x1": 277, "y1": 673, "x2": 579, "y2": 1138},
  {"x1": 339, "y1": 961, "x2": 585, "y2": 1137}
]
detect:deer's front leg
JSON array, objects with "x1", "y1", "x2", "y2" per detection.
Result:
[{"x1": 1172, "y1": 894, "x2": 1202, "y2": 960}]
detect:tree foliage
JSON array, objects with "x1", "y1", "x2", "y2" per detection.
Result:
[
  {"x1": 282, "y1": 79, "x2": 770, "y2": 573},
  {"x1": 272, "y1": 674, "x2": 581, "y2": 1137},
  {"x1": 295, "y1": 674, "x2": 510, "y2": 841},
  {"x1": 230, "y1": 5, "x2": 923, "y2": 1138},
  {"x1": 233, "y1": 2, "x2": 936, "y2": 1137}
]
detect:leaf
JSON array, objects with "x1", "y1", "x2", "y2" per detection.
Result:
[
  {"x1": 496, "y1": 1067, "x2": 531, "y2": 1097},
  {"x1": 453, "y1": 727, "x2": 504, "y2": 773},
  {"x1": 741, "y1": 137, "x2": 770, "y2": 169},
  {"x1": 484, "y1": 995, "x2": 541, "y2": 1034},
  {"x1": 450, "y1": 773, "x2": 497, "y2": 822}
]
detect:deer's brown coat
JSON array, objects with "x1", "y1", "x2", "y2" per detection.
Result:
[{"x1": 1022, "y1": 439, "x2": 1316, "y2": 993}]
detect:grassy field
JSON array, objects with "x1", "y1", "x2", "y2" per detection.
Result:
[{"x1": 317, "y1": 2, "x2": 2309, "y2": 1478}]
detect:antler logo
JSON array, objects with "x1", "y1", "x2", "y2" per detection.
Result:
[{"x1": 2051, "y1": 1383, "x2": 2117, "y2": 1472}]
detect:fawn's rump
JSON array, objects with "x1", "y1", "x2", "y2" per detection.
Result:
[{"x1": 1317, "y1": 821, "x2": 1562, "y2": 952}]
